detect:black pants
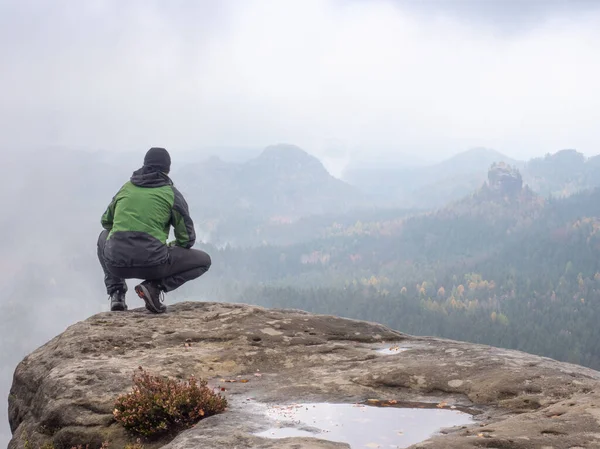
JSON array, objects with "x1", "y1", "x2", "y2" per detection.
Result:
[{"x1": 97, "y1": 230, "x2": 211, "y2": 294}]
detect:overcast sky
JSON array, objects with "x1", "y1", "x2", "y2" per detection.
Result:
[{"x1": 1, "y1": 0, "x2": 599, "y2": 167}]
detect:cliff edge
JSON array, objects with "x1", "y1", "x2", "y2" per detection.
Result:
[{"x1": 8, "y1": 301, "x2": 600, "y2": 449}]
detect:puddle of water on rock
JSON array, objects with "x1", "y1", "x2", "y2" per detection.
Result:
[
  {"x1": 255, "y1": 402, "x2": 473, "y2": 448},
  {"x1": 376, "y1": 345, "x2": 409, "y2": 355}
]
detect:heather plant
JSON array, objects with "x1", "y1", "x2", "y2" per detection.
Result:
[{"x1": 113, "y1": 367, "x2": 227, "y2": 438}]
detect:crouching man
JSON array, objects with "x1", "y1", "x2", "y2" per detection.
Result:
[{"x1": 97, "y1": 147, "x2": 211, "y2": 313}]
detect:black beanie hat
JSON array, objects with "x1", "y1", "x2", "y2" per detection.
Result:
[{"x1": 144, "y1": 147, "x2": 171, "y2": 173}]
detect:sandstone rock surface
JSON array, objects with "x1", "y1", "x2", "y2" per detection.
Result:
[{"x1": 8, "y1": 301, "x2": 600, "y2": 449}]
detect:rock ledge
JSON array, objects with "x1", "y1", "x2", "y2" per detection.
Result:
[{"x1": 8, "y1": 301, "x2": 600, "y2": 449}]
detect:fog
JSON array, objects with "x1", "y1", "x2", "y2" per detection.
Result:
[
  {"x1": 1, "y1": 0, "x2": 600, "y2": 164},
  {"x1": 1, "y1": 0, "x2": 600, "y2": 446}
]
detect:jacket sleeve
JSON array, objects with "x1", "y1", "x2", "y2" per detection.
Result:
[
  {"x1": 101, "y1": 196, "x2": 117, "y2": 230},
  {"x1": 170, "y1": 186, "x2": 196, "y2": 248}
]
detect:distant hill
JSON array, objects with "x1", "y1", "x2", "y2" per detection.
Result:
[
  {"x1": 342, "y1": 147, "x2": 523, "y2": 208},
  {"x1": 523, "y1": 149, "x2": 600, "y2": 198},
  {"x1": 343, "y1": 147, "x2": 600, "y2": 208},
  {"x1": 173, "y1": 146, "x2": 600, "y2": 245},
  {"x1": 436, "y1": 147, "x2": 524, "y2": 172},
  {"x1": 174, "y1": 144, "x2": 367, "y2": 243}
]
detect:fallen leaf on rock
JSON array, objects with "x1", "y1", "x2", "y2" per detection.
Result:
[
  {"x1": 437, "y1": 401, "x2": 448, "y2": 408},
  {"x1": 240, "y1": 379, "x2": 249, "y2": 383}
]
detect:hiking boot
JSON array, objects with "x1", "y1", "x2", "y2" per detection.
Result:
[
  {"x1": 135, "y1": 281, "x2": 166, "y2": 314},
  {"x1": 110, "y1": 290, "x2": 128, "y2": 311}
]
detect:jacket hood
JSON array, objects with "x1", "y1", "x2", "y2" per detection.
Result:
[{"x1": 130, "y1": 166, "x2": 173, "y2": 188}]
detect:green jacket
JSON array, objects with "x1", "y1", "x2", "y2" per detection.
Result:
[{"x1": 101, "y1": 166, "x2": 196, "y2": 267}]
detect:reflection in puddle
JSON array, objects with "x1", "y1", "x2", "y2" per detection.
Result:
[
  {"x1": 255, "y1": 402, "x2": 473, "y2": 448},
  {"x1": 376, "y1": 345, "x2": 409, "y2": 355}
]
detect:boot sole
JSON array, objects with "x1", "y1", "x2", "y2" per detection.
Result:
[
  {"x1": 135, "y1": 284, "x2": 165, "y2": 314},
  {"x1": 111, "y1": 303, "x2": 128, "y2": 311}
]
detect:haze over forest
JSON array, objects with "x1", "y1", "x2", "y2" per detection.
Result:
[{"x1": 2, "y1": 0, "x2": 600, "y2": 447}]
